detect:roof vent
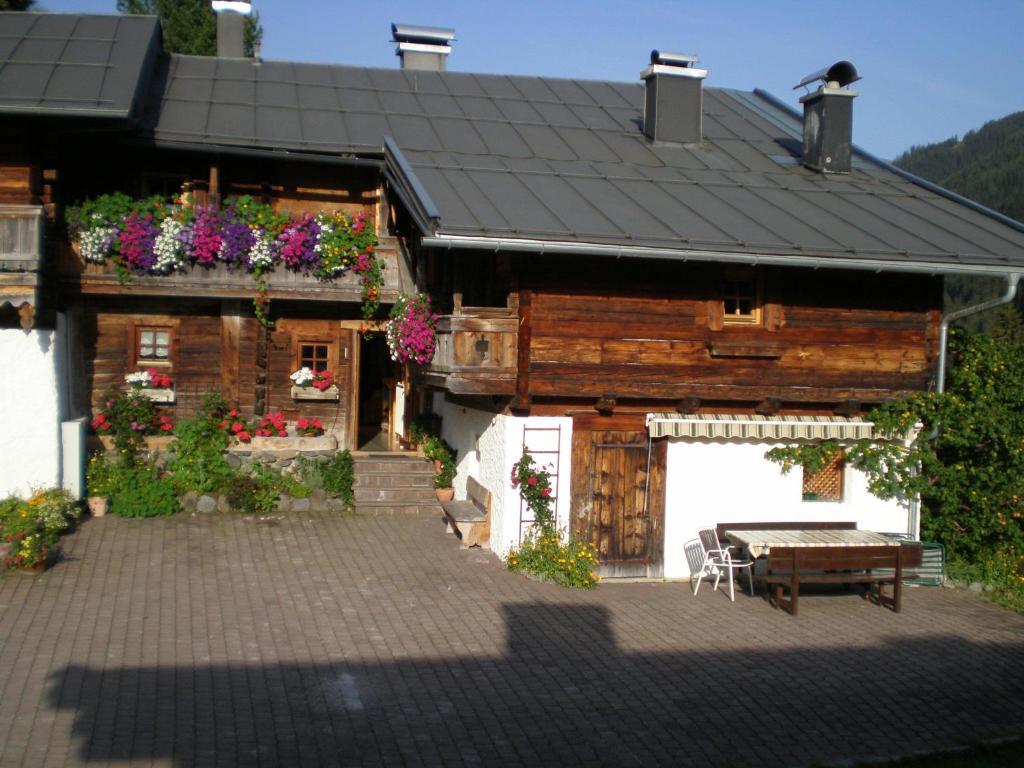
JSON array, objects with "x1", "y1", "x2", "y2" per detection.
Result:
[
  {"x1": 641, "y1": 50, "x2": 707, "y2": 144},
  {"x1": 794, "y1": 60, "x2": 860, "y2": 173},
  {"x1": 391, "y1": 23, "x2": 455, "y2": 71},
  {"x1": 211, "y1": 1, "x2": 251, "y2": 59}
]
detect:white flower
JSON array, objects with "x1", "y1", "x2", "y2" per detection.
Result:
[
  {"x1": 289, "y1": 367, "x2": 314, "y2": 386},
  {"x1": 152, "y1": 218, "x2": 185, "y2": 273},
  {"x1": 79, "y1": 226, "x2": 116, "y2": 263},
  {"x1": 125, "y1": 370, "x2": 151, "y2": 387},
  {"x1": 247, "y1": 229, "x2": 276, "y2": 269}
]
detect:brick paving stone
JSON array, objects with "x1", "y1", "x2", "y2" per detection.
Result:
[{"x1": 0, "y1": 511, "x2": 1022, "y2": 766}]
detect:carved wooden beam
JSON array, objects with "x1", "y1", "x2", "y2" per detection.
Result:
[
  {"x1": 835, "y1": 399, "x2": 861, "y2": 417},
  {"x1": 755, "y1": 397, "x2": 782, "y2": 416},
  {"x1": 676, "y1": 396, "x2": 701, "y2": 414},
  {"x1": 595, "y1": 393, "x2": 617, "y2": 415}
]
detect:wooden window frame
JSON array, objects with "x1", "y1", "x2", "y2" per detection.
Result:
[
  {"x1": 132, "y1": 324, "x2": 176, "y2": 369},
  {"x1": 721, "y1": 268, "x2": 763, "y2": 326},
  {"x1": 295, "y1": 338, "x2": 338, "y2": 376}
]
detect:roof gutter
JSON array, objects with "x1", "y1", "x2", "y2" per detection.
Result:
[
  {"x1": 419, "y1": 233, "x2": 1022, "y2": 277},
  {"x1": 936, "y1": 272, "x2": 1021, "y2": 393}
]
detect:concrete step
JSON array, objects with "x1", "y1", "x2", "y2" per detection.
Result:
[
  {"x1": 355, "y1": 486, "x2": 439, "y2": 503},
  {"x1": 354, "y1": 459, "x2": 435, "y2": 476},
  {"x1": 353, "y1": 501, "x2": 442, "y2": 516},
  {"x1": 355, "y1": 473, "x2": 435, "y2": 489}
]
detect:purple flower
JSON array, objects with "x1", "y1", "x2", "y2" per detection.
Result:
[
  {"x1": 118, "y1": 213, "x2": 159, "y2": 273},
  {"x1": 218, "y1": 209, "x2": 255, "y2": 269},
  {"x1": 278, "y1": 214, "x2": 321, "y2": 271}
]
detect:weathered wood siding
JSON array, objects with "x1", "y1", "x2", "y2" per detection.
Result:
[{"x1": 523, "y1": 260, "x2": 941, "y2": 405}]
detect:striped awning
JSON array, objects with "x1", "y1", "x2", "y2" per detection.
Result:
[{"x1": 646, "y1": 413, "x2": 879, "y2": 441}]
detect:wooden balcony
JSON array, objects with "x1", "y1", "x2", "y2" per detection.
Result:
[
  {"x1": 54, "y1": 236, "x2": 404, "y2": 303},
  {"x1": 424, "y1": 309, "x2": 518, "y2": 395},
  {"x1": 0, "y1": 205, "x2": 44, "y2": 328}
]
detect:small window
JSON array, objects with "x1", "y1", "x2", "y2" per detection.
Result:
[
  {"x1": 136, "y1": 327, "x2": 172, "y2": 366},
  {"x1": 299, "y1": 341, "x2": 331, "y2": 372},
  {"x1": 722, "y1": 270, "x2": 762, "y2": 325},
  {"x1": 802, "y1": 453, "x2": 844, "y2": 502}
]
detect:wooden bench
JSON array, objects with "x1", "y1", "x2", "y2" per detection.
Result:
[
  {"x1": 441, "y1": 477, "x2": 492, "y2": 549},
  {"x1": 763, "y1": 544, "x2": 923, "y2": 616}
]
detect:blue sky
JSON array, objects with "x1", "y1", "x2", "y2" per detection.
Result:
[{"x1": 35, "y1": 0, "x2": 1024, "y2": 160}]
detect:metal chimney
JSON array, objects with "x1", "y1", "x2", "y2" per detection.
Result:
[
  {"x1": 212, "y1": 1, "x2": 251, "y2": 59},
  {"x1": 391, "y1": 23, "x2": 455, "y2": 71},
  {"x1": 794, "y1": 60, "x2": 860, "y2": 173},
  {"x1": 641, "y1": 50, "x2": 707, "y2": 144}
]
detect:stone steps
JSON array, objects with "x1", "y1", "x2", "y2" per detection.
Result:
[{"x1": 353, "y1": 454, "x2": 441, "y2": 515}]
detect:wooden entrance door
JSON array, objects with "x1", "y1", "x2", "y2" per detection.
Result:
[{"x1": 571, "y1": 416, "x2": 665, "y2": 578}]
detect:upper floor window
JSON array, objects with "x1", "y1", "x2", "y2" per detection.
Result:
[{"x1": 722, "y1": 270, "x2": 762, "y2": 325}]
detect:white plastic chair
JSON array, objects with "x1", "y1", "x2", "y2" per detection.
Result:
[{"x1": 691, "y1": 527, "x2": 755, "y2": 601}]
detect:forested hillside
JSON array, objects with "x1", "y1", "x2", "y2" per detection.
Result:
[
  {"x1": 893, "y1": 111, "x2": 1024, "y2": 222},
  {"x1": 893, "y1": 111, "x2": 1024, "y2": 324}
]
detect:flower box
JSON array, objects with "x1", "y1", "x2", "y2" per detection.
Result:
[
  {"x1": 244, "y1": 434, "x2": 338, "y2": 452},
  {"x1": 138, "y1": 387, "x2": 175, "y2": 403},
  {"x1": 291, "y1": 385, "x2": 340, "y2": 401}
]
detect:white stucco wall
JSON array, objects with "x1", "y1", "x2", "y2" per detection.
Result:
[
  {"x1": 437, "y1": 398, "x2": 572, "y2": 557},
  {"x1": 663, "y1": 439, "x2": 913, "y2": 579},
  {"x1": 0, "y1": 328, "x2": 63, "y2": 497}
]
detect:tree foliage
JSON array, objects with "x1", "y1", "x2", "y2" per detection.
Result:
[
  {"x1": 767, "y1": 323, "x2": 1024, "y2": 580},
  {"x1": 0, "y1": 0, "x2": 36, "y2": 10},
  {"x1": 117, "y1": 0, "x2": 262, "y2": 57}
]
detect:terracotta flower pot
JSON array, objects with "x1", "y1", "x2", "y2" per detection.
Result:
[
  {"x1": 435, "y1": 487, "x2": 455, "y2": 502},
  {"x1": 88, "y1": 497, "x2": 108, "y2": 517}
]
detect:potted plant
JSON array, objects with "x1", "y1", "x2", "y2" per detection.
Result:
[
  {"x1": 86, "y1": 452, "x2": 119, "y2": 516},
  {"x1": 386, "y1": 292, "x2": 439, "y2": 365},
  {"x1": 434, "y1": 456, "x2": 456, "y2": 502},
  {"x1": 125, "y1": 367, "x2": 175, "y2": 403},
  {"x1": 295, "y1": 417, "x2": 325, "y2": 437},
  {"x1": 289, "y1": 367, "x2": 339, "y2": 401}
]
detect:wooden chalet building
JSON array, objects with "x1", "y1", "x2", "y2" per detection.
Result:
[{"x1": 3, "y1": 8, "x2": 1024, "y2": 577}]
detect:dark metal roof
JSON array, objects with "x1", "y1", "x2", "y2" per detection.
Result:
[
  {"x1": 145, "y1": 52, "x2": 1024, "y2": 272},
  {"x1": 4, "y1": 13, "x2": 1023, "y2": 272},
  {"x1": 0, "y1": 13, "x2": 161, "y2": 119}
]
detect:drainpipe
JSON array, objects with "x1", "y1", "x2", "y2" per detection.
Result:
[{"x1": 935, "y1": 272, "x2": 1020, "y2": 393}]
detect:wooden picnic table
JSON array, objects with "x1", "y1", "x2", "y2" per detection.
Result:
[{"x1": 723, "y1": 529, "x2": 921, "y2": 616}]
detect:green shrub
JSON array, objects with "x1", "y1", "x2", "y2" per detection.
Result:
[
  {"x1": 165, "y1": 417, "x2": 234, "y2": 494},
  {"x1": 321, "y1": 450, "x2": 354, "y2": 507},
  {"x1": 0, "y1": 496, "x2": 20, "y2": 535},
  {"x1": 222, "y1": 473, "x2": 278, "y2": 516},
  {"x1": 110, "y1": 466, "x2": 179, "y2": 518},
  {"x1": 422, "y1": 435, "x2": 456, "y2": 489},
  {"x1": 289, "y1": 456, "x2": 324, "y2": 493},
  {"x1": 26, "y1": 489, "x2": 81, "y2": 536}
]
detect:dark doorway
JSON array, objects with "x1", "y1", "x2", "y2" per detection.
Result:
[{"x1": 357, "y1": 333, "x2": 391, "y2": 450}]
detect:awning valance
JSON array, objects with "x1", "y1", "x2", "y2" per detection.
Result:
[{"x1": 646, "y1": 413, "x2": 879, "y2": 441}]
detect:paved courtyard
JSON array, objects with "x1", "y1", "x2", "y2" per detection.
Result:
[{"x1": 1, "y1": 510, "x2": 1022, "y2": 767}]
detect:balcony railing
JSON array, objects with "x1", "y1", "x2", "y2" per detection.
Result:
[
  {"x1": 0, "y1": 205, "x2": 44, "y2": 327},
  {"x1": 426, "y1": 309, "x2": 518, "y2": 395}
]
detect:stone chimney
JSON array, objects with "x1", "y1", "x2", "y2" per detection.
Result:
[
  {"x1": 212, "y1": 1, "x2": 251, "y2": 59},
  {"x1": 794, "y1": 60, "x2": 860, "y2": 173},
  {"x1": 391, "y1": 23, "x2": 455, "y2": 71},
  {"x1": 641, "y1": 50, "x2": 707, "y2": 144}
]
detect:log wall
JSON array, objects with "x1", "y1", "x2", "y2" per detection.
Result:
[{"x1": 522, "y1": 259, "x2": 942, "y2": 407}]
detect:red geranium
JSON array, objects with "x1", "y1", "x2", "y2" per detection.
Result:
[
  {"x1": 91, "y1": 413, "x2": 111, "y2": 433},
  {"x1": 295, "y1": 417, "x2": 324, "y2": 437},
  {"x1": 311, "y1": 370, "x2": 334, "y2": 391},
  {"x1": 256, "y1": 411, "x2": 289, "y2": 438}
]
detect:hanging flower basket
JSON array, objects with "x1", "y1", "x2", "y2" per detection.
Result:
[{"x1": 386, "y1": 292, "x2": 439, "y2": 365}]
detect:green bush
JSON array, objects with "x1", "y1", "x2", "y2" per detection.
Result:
[
  {"x1": 222, "y1": 471, "x2": 278, "y2": 516},
  {"x1": 27, "y1": 489, "x2": 81, "y2": 537},
  {"x1": 408, "y1": 411, "x2": 441, "y2": 446},
  {"x1": 165, "y1": 416, "x2": 234, "y2": 494},
  {"x1": 86, "y1": 452, "x2": 121, "y2": 497},
  {"x1": 422, "y1": 435, "x2": 456, "y2": 489},
  {"x1": 110, "y1": 466, "x2": 179, "y2": 518},
  {"x1": 321, "y1": 450, "x2": 354, "y2": 507},
  {"x1": 94, "y1": 387, "x2": 161, "y2": 461}
]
